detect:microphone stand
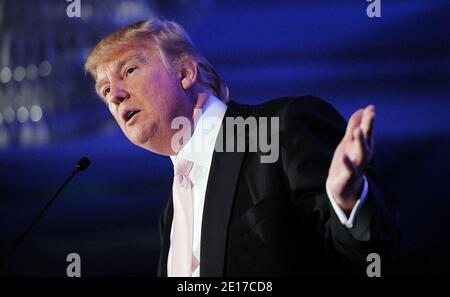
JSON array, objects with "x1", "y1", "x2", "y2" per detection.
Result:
[{"x1": 0, "y1": 157, "x2": 91, "y2": 270}]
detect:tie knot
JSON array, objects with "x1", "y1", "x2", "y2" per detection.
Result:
[{"x1": 174, "y1": 157, "x2": 193, "y2": 177}]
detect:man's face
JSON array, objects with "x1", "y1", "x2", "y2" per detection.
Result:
[{"x1": 95, "y1": 44, "x2": 194, "y2": 155}]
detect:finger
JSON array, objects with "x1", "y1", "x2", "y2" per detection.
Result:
[
  {"x1": 345, "y1": 108, "x2": 364, "y2": 140},
  {"x1": 361, "y1": 105, "x2": 375, "y2": 147},
  {"x1": 351, "y1": 128, "x2": 370, "y2": 167}
]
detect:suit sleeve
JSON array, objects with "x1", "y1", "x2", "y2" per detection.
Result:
[{"x1": 279, "y1": 96, "x2": 397, "y2": 271}]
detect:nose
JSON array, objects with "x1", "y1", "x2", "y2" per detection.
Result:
[{"x1": 109, "y1": 83, "x2": 129, "y2": 105}]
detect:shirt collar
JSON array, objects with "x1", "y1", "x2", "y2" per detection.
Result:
[{"x1": 170, "y1": 94, "x2": 227, "y2": 169}]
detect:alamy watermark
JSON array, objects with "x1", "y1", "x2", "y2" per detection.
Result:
[
  {"x1": 366, "y1": 0, "x2": 381, "y2": 18},
  {"x1": 66, "y1": 252, "x2": 81, "y2": 277},
  {"x1": 170, "y1": 109, "x2": 280, "y2": 164},
  {"x1": 366, "y1": 252, "x2": 381, "y2": 277},
  {"x1": 66, "y1": 0, "x2": 81, "y2": 18},
  {"x1": 62, "y1": 251, "x2": 379, "y2": 276}
]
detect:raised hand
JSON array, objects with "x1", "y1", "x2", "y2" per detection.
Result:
[{"x1": 326, "y1": 105, "x2": 375, "y2": 212}]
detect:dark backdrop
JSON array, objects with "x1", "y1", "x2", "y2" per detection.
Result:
[{"x1": 0, "y1": 0, "x2": 449, "y2": 276}]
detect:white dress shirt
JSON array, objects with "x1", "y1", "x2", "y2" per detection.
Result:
[{"x1": 168, "y1": 94, "x2": 368, "y2": 277}]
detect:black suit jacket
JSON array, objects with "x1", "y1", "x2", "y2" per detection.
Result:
[{"x1": 158, "y1": 96, "x2": 396, "y2": 277}]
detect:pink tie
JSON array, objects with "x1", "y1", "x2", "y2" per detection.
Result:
[{"x1": 171, "y1": 157, "x2": 197, "y2": 277}]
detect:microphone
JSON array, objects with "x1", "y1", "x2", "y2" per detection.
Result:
[
  {"x1": 75, "y1": 157, "x2": 91, "y2": 172},
  {"x1": 0, "y1": 157, "x2": 91, "y2": 270}
]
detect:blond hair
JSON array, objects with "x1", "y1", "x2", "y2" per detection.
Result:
[{"x1": 84, "y1": 18, "x2": 229, "y2": 102}]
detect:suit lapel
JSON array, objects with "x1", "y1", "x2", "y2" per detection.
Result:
[
  {"x1": 200, "y1": 101, "x2": 249, "y2": 276},
  {"x1": 158, "y1": 197, "x2": 173, "y2": 277}
]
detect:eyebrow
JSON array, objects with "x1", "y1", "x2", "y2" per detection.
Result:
[{"x1": 95, "y1": 52, "x2": 148, "y2": 95}]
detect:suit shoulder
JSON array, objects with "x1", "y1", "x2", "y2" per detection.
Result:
[{"x1": 249, "y1": 95, "x2": 343, "y2": 120}]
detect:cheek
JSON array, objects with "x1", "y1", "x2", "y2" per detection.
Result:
[
  {"x1": 109, "y1": 104, "x2": 123, "y2": 126},
  {"x1": 153, "y1": 65, "x2": 179, "y2": 91},
  {"x1": 109, "y1": 104, "x2": 117, "y2": 119},
  {"x1": 143, "y1": 75, "x2": 181, "y2": 112}
]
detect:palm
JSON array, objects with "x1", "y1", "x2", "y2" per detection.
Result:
[{"x1": 326, "y1": 105, "x2": 375, "y2": 211}]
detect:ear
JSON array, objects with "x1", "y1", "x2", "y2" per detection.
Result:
[{"x1": 180, "y1": 58, "x2": 198, "y2": 91}]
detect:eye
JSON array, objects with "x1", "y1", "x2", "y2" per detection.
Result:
[
  {"x1": 126, "y1": 67, "x2": 136, "y2": 76},
  {"x1": 103, "y1": 87, "x2": 110, "y2": 97}
]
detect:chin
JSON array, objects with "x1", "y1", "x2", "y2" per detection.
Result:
[
  {"x1": 126, "y1": 123, "x2": 150, "y2": 144},
  {"x1": 129, "y1": 133, "x2": 148, "y2": 148},
  {"x1": 138, "y1": 141, "x2": 172, "y2": 156},
  {"x1": 127, "y1": 133, "x2": 168, "y2": 156}
]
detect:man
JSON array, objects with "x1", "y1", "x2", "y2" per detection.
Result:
[{"x1": 84, "y1": 18, "x2": 395, "y2": 277}]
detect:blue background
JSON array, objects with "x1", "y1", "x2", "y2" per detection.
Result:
[{"x1": 0, "y1": 0, "x2": 449, "y2": 276}]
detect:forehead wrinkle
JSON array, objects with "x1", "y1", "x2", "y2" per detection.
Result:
[{"x1": 95, "y1": 50, "x2": 150, "y2": 93}]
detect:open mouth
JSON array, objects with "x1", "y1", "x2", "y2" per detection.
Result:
[{"x1": 125, "y1": 110, "x2": 140, "y2": 124}]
